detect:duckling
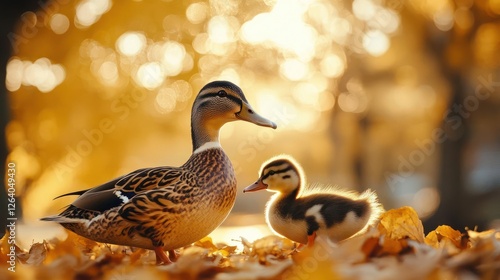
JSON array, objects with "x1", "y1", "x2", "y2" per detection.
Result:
[
  {"x1": 41, "y1": 81, "x2": 277, "y2": 264},
  {"x1": 244, "y1": 155, "x2": 383, "y2": 246}
]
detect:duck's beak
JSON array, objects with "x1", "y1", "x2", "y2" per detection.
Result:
[
  {"x1": 236, "y1": 101, "x2": 277, "y2": 129},
  {"x1": 243, "y1": 180, "x2": 268, "y2": 193}
]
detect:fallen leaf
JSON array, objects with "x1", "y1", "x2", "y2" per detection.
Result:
[
  {"x1": 8, "y1": 211, "x2": 500, "y2": 280},
  {"x1": 425, "y1": 225, "x2": 469, "y2": 251},
  {"x1": 361, "y1": 236, "x2": 380, "y2": 259},
  {"x1": 288, "y1": 238, "x2": 340, "y2": 280},
  {"x1": 251, "y1": 235, "x2": 295, "y2": 264},
  {"x1": 194, "y1": 236, "x2": 218, "y2": 251},
  {"x1": 17, "y1": 241, "x2": 47, "y2": 265},
  {"x1": 378, "y1": 206, "x2": 425, "y2": 243}
]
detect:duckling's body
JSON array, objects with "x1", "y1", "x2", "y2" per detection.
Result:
[
  {"x1": 244, "y1": 155, "x2": 383, "y2": 245},
  {"x1": 42, "y1": 81, "x2": 277, "y2": 263}
]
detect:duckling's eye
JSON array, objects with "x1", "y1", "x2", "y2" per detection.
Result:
[
  {"x1": 268, "y1": 170, "x2": 276, "y2": 176},
  {"x1": 217, "y1": 90, "x2": 227, "y2": 97}
]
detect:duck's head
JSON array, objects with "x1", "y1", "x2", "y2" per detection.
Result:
[
  {"x1": 191, "y1": 81, "x2": 277, "y2": 151},
  {"x1": 244, "y1": 155, "x2": 304, "y2": 195}
]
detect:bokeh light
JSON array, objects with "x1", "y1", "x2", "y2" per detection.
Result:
[
  {"x1": 352, "y1": 0, "x2": 377, "y2": 21},
  {"x1": 362, "y1": 30, "x2": 390, "y2": 57},
  {"x1": 135, "y1": 62, "x2": 164, "y2": 89},
  {"x1": 207, "y1": 16, "x2": 236, "y2": 44},
  {"x1": 320, "y1": 53, "x2": 345, "y2": 78},
  {"x1": 280, "y1": 59, "x2": 309, "y2": 81},
  {"x1": 75, "y1": 0, "x2": 112, "y2": 28},
  {"x1": 186, "y1": 2, "x2": 209, "y2": 24},
  {"x1": 116, "y1": 31, "x2": 147, "y2": 57},
  {"x1": 6, "y1": 58, "x2": 66, "y2": 93},
  {"x1": 98, "y1": 60, "x2": 119, "y2": 85},
  {"x1": 49, "y1": 13, "x2": 70, "y2": 34},
  {"x1": 240, "y1": 0, "x2": 317, "y2": 61},
  {"x1": 433, "y1": 6, "x2": 454, "y2": 31},
  {"x1": 4, "y1": 0, "x2": 500, "y2": 243},
  {"x1": 160, "y1": 41, "x2": 186, "y2": 77}
]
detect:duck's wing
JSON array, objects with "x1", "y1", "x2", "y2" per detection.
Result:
[
  {"x1": 57, "y1": 166, "x2": 190, "y2": 213},
  {"x1": 115, "y1": 171, "x2": 203, "y2": 246},
  {"x1": 118, "y1": 171, "x2": 201, "y2": 224}
]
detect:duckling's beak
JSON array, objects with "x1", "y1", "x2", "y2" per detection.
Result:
[
  {"x1": 236, "y1": 101, "x2": 277, "y2": 129},
  {"x1": 243, "y1": 180, "x2": 268, "y2": 193}
]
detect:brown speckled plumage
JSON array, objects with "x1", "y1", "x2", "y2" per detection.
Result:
[
  {"x1": 41, "y1": 81, "x2": 276, "y2": 264},
  {"x1": 58, "y1": 148, "x2": 236, "y2": 250}
]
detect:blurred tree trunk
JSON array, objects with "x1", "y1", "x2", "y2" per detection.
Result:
[
  {"x1": 425, "y1": 3, "x2": 499, "y2": 231},
  {"x1": 0, "y1": 0, "x2": 47, "y2": 238},
  {"x1": 426, "y1": 74, "x2": 468, "y2": 231}
]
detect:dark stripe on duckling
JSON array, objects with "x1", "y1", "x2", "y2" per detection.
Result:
[
  {"x1": 261, "y1": 166, "x2": 294, "y2": 181},
  {"x1": 274, "y1": 188, "x2": 369, "y2": 228},
  {"x1": 263, "y1": 159, "x2": 293, "y2": 169}
]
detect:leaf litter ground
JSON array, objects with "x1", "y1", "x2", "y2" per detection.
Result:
[{"x1": 1, "y1": 206, "x2": 499, "y2": 280}]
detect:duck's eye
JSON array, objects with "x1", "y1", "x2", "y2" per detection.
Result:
[
  {"x1": 268, "y1": 170, "x2": 276, "y2": 176},
  {"x1": 217, "y1": 90, "x2": 227, "y2": 97}
]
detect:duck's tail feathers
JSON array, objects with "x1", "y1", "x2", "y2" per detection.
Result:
[
  {"x1": 40, "y1": 215, "x2": 86, "y2": 224},
  {"x1": 359, "y1": 188, "x2": 385, "y2": 227}
]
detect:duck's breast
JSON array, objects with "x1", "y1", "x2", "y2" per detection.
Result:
[{"x1": 266, "y1": 199, "x2": 309, "y2": 244}]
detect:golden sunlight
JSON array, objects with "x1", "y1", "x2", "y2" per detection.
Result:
[
  {"x1": 49, "y1": 13, "x2": 70, "y2": 35},
  {"x1": 160, "y1": 41, "x2": 187, "y2": 77},
  {"x1": 208, "y1": 15, "x2": 237, "y2": 44},
  {"x1": 75, "y1": 0, "x2": 112, "y2": 28},
  {"x1": 97, "y1": 60, "x2": 119, "y2": 85},
  {"x1": 352, "y1": 0, "x2": 377, "y2": 21},
  {"x1": 5, "y1": 2, "x2": 500, "y2": 277},
  {"x1": 320, "y1": 53, "x2": 345, "y2": 78},
  {"x1": 362, "y1": 30, "x2": 390, "y2": 57},
  {"x1": 116, "y1": 31, "x2": 147, "y2": 57},
  {"x1": 6, "y1": 57, "x2": 66, "y2": 93},
  {"x1": 135, "y1": 62, "x2": 164, "y2": 89},
  {"x1": 240, "y1": 0, "x2": 317, "y2": 61},
  {"x1": 186, "y1": 2, "x2": 209, "y2": 24}
]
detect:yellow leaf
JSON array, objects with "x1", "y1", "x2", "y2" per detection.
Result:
[
  {"x1": 425, "y1": 225, "x2": 468, "y2": 250},
  {"x1": 194, "y1": 236, "x2": 218, "y2": 251},
  {"x1": 361, "y1": 237, "x2": 380, "y2": 258},
  {"x1": 17, "y1": 242, "x2": 47, "y2": 265},
  {"x1": 380, "y1": 236, "x2": 408, "y2": 255},
  {"x1": 252, "y1": 235, "x2": 295, "y2": 264},
  {"x1": 289, "y1": 238, "x2": 340, "y2": 280},
  {"x1": 377, "y1": 206, "x2": 425, "y2": 243}
]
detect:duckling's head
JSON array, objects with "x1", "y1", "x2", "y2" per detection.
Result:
[
  {"x1": 244, "y1": 155, "x2": 305, "y2": 195},
  {"x1": 191, "y1": 81, "x2": 277, "y2": 151}
]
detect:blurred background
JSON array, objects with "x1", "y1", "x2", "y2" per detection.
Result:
[{"x1": 1, "y1": 0, "x2": 500, "y2": 243}]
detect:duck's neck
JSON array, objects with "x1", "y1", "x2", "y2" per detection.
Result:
[
  {"x1": 281, "y1": 188, "x2": 300, "y2": 200},
  {"x1": 274, "y1": 188, "x2": 300, "y2": 217},
  {"x1": 191, "y1": 116, "x2": 221, "y2": 152},
  {"x1": 194, "y1": 141, "x2": 222, "y2": 154}
]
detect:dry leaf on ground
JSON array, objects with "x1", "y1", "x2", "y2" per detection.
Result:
[
  {"x1": 377, "y1": 206, "x2": 425, "y2": 242},
  {"x1": 2, "y1": 206, "x2": 499, "y2": 279}
]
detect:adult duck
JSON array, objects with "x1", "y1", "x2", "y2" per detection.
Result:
[{"x1": 42, "y1": 81, "x2": 277, "y2": 264}]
